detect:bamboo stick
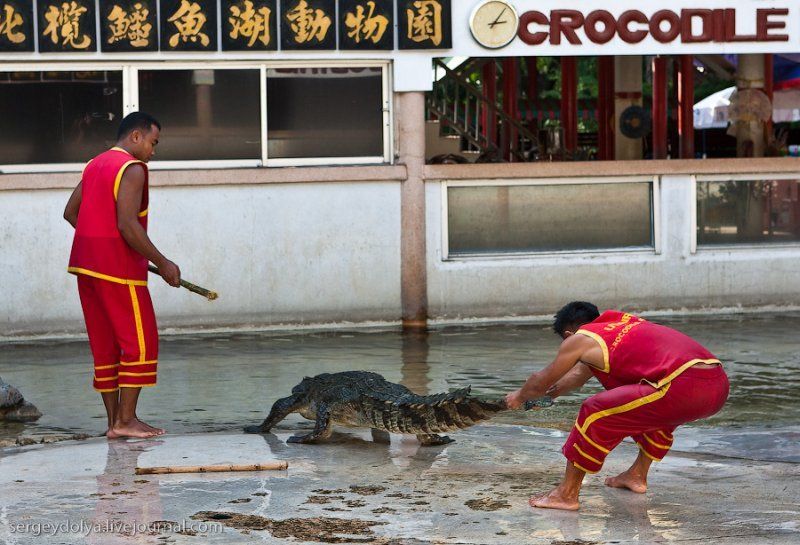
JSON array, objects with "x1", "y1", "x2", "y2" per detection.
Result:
[
  {"x1": 148, "y1": 264, "x2": 218, "y2": 301},
  {"x1": 135, "y1": 461, "x2": 288, "y2": 475}
]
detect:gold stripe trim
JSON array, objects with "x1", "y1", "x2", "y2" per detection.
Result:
[
  {"x1": 68, "y1": 267, "x2": 148, "y2": 286},
  {"x1": 657, "y1": 430, "x2": 672, "y2": 441},
  {"x1": 636, "y1": 442, "x2": 663, "y2": 462},
  {"x1": 113, "y1": 160, "x2": 142, "y2": 201},
  {"x1": 118, "y1": 371, "x2": 157, "y2": 377},
  {"x1": 120, "y1": 359, "x2": 157, "y2": 366},
  {"x1": 575, "y1": 421, "x2": 611, "y2": 454},
  {"x1": 643, "y1": 433, "x2": 672, "y2": 450},
  {"x1": 138, "y1": 208, "x2": 148, "y2": 217},
  {"x1": 128, "y1": 285, "x2": 146, "y2": 363},
  {"x1": 94, "y1": 363, "x2": 120, "y2": 370},
  {"x1": 653, "y1": 358, "x2": 721, "y2": 388},
  {"x1": 572, "y1": 461, "x2": 598, "y2": 474},
  {"x1": 119, "y1": 383, "x2": 157, "y2": 389},
  {"x1": 579, "y1": 383, "x2": 672, "y2": 434},
  {"x1": 573, "y1": 443, "x2": 602, "y2": 465},
  {"x1": 95, "y1": 387, "x2": 119, "y2": 393},
  {"x1": 93, "y1": 376, "x2": 117, "y2": 382},
  {"x1": 575, "y1": 330, "x2": 610, "y2": 372}
]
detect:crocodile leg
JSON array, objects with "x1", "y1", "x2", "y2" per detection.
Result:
[
  {"x1": 371, "y1": 429, "x2": 391, "y2": 443},
  {"x1": 287, "y1": 404, "x2": 332, "y2": 444},
  {"x1": 244, "y1": 394, "x2": 303, "y2": 434},
  {"x1": 417, "y1": 433, "x2": 454, "y2": 446}
]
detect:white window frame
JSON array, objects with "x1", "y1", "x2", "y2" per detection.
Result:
[
  {"x1": 0, "y1": 60, "x2": 392, "y2": 173},
  {"x1": 441, "y1": 176, "x2": 661, "y2": 260},
  {"x1": 693, "y1": 172, "x2": 800, "y2": 252}
]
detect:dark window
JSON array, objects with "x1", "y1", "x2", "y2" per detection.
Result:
[
  {"x1": 0, "y1": 71, "x2": 122, "y2": 165},
  {"x1": 266, "y1": 67, "x2": 384, "y2": 159},
  {"x1": 137, "y1": 69, "x2": 261, "y2": 161}
]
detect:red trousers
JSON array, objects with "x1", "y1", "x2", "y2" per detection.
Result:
[
  {"x1": 563, "y1": 366, "x2": 729, "y2": 473},
  {"x1": 77, "y1": 275, "x2": 158, "y2": 392}
]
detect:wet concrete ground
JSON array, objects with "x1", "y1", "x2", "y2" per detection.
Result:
[{"x1": 1, "y1": 314, "x2": 799, "y2": 543}]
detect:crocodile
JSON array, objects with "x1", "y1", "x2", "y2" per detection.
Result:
[{"x1": 244, "y1": 371, "x2": 550, "y2": 445}]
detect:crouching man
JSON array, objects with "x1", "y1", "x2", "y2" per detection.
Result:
[{"x1": 506, "y1": 302, "x2": 729, "y2": 510}]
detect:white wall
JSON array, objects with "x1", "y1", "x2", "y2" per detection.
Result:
[
  {"x1": 426, "y1": 174, "x2": 800, "y2": 319},
  {"x1": 0, "y1": 182, "x2": 402, "y2": 336}
]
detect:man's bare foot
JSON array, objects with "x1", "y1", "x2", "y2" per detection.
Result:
[
  {"x1": 605, "y1": 470, "x2": 647, "y2": 493},
  {"x1": 107, "y1": 419, "x2": 159, "y2": 439},
  {"x1": 528, "y1": 488, "x2": 580, "y2": 511},
  {"x1": 134, "y1": 417, "x2": 166, "y2": 435}
]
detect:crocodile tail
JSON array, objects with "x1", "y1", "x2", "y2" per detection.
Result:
[{"x1": 390, "y1": 391, "x2": 510, "y2": 434}]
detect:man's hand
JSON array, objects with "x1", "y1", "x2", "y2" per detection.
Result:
[
  {"x1": 505, "y1": 389, "x2": 526, "y2": 410},
  {"x1": 156, "y1": 259, "x2": 181, "y2": 287}
]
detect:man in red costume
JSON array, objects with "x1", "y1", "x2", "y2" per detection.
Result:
[
  {"x1": 64, "y1": 112, "x2": 181, "y2": 439},
  {"x1": 506, "y1": 301, "x2": 729, "y2": 510}
]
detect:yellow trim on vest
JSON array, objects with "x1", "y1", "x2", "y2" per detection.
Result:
[
  {"x1": 113, "y1": 160, "x2": 143, "y2": 201},
  {"x1": 68, "y1": 267, "x2": 148, "y2": 286},
  {"x1": 94, "y1": 363, "x2": 119, "y2": 370},
  {"x1": 636, "y1": 442, "x2": 663, "y2": 462},
  {"x1": 572, "y1": 461, "x2": 598, "y2": 474},
  {"x1": 138, "y1": 208, "x2": 148, "y2": 217},
  {"x1": 643, "y1": 433, "x2": 672, "y2": 450},
  {"x1": 128, "y1": 285, "x2": 146, "y2": 363},
  {"x1": 575, "y1": 329, "x2": 610, "y2": 372},
  {"x1": 575, "y1": 422, "x2": 611, "y2": 454},
  {"x1": 578, "y1": 383, "x2": 672, "y2": 434},
  {"x1": 119, "y1": 359, "x2": 157, "y2": 367},
  {"x1": 119, "y1": 371, "x2": 157, "y2": 377},
  {"x1": 573, "y1": 443, "x2": 602, "y2": 465},
  {"x1": 644, "y1": 358, "x2": 722, "y2": 389}
]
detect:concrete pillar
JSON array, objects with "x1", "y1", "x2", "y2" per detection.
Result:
[
  {"x1": 735, "y1": 54, "x2": 766, "y2": 158},
  {"x1": 396, "y1": 92, "x2": 428, "y2": 328},
  {"x1": 614, "y1": 56, "x2": 643, "y2": 161}
]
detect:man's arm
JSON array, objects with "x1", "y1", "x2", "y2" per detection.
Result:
[
  {"x1": 545, "y1": 363, "x2": 594, "y2": 399},
  {"x1": 505, "y1": 334, "x2": 594, "y2": 409},
  {"x1": 63, "y1": 182, "x2": 82, "y2": 228},
  {"x1": 116, "y1": 164, "x2": 181, "y2": 287}
]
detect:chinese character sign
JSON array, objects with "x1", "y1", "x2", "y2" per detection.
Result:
[
  {"x1": 101, "y1": 0, "x2": 157, "y2": 51},
  {"x1": 160, "y1": 0, "x2": 217, "y2": 50},
  {"x1": 339, "y1": 0, "x2": 392, "y2": 50},
  {"x1": 398, "y1": 0, "x2": 450, "y2": 49},
  {"x1": 38, "y1": 0, "x2": 96, "y2": 52},
  {"x1": 280, "y1": 0, "x2": 334, "y2": 50},
  {"x1": 0, "y1": 1, "x2": 33, "y2": 51},
  {"x1": 222, "y1": 0, "x2": 276, "y2": 50}
]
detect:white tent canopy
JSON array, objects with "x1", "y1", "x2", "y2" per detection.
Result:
[{"x1": 694, "y1": 86, "x2": 800, "y2": 129}]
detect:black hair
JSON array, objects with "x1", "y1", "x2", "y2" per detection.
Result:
[
  {"x1": 553, "y1": 301, "x2": 600, "y2": 337},
  {"x1": 117, "y1": 111, "x2": 161, "y2": 140}
]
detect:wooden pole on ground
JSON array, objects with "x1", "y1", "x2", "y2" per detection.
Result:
[{"x1": 135, "y1": 461, "x2": 288, "y2": 475}]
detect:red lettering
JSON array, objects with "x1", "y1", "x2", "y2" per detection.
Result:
[
  {"x1": 584, "y1": 10, "x2": 616, "y2": 44},
  {"x1": 680, "y1": 9, "x2": 713, "y2": 43},
  {"x1": 711, "y1": 9, "x2": 726, "y2": 41},
  {"x1": 724, "y1": 9, "x2": 757, "y2": 42},
  {"x1": 618, "y1": 10, "x2": 648, "y2": 44},
  {"x1": 649, "y1": 10, "x2": 681, "y2": 43},
  {"x1": 757, "y1": 8, "x2": 789, "y2": 42},
  {"x1": 518, "y1": 11, "x2": 549, "y2": 45},
  {"x1": 550, "y1": 10, "x2": 584, "y2": 45}
]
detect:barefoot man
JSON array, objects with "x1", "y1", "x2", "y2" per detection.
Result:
[
  {"x1": 64, "y1": 112, "x2": 181, "y2": 439},
  {"x1": 506, "y1": 302, "x2": 729, "y2": 510}
]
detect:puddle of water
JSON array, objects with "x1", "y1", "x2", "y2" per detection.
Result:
[{"x1": 1, "y1": 313, "x2": 798, "y2": 444}]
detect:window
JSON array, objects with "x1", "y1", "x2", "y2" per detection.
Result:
[
  {"x1": 696, "y1": 176, "x2": 800, "y2": 246},
  {"x1": 0, "y1": 62, "x2": 390, "y2": 171},
  {"x1": 266, "y1": 67, "x2": 384, "y2": 159},
  {"x1": 0, "y1": 70, "x2": 122, "y2": 165},
  {"x1": 445, "y1": 179, "x2": 656, "y2": 257},
  {"x1": 138, "y1": 69, "x2": 262, "y2": 161}
]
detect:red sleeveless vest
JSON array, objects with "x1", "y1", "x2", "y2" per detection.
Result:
[
  {"x1": 577, "y1": 310, "x2": 720, "y2": 389},
  {"x1": 68, "y1": 148, "x2": 149, "y2": 285}
]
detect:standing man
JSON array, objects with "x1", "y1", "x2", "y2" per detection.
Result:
[
  {"x1": 506, "y1": 302, "x2": 729, "y2": 510},
  {"x1": 64, "y1": 112, "x2": 181, "y2": 439}
]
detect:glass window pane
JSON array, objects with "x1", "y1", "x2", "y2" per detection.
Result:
[
  {"x1": 697, "y1": 179, "x2": 800, "y2": 245},
  {"x1": 138, "y1": 69, "x2": 261, "y2": 161},
  {"x1": 448, "y1": 183, "x2": 653, "y2": 255},
  {"x1": 266, "y1": 67, "x2": 384, "y2": 159},
  {"x1": 0, "y1": 71, "x2": 122, "y2": 165}
]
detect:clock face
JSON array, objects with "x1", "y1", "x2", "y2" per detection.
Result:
[{"x1": 470, "y1": 0, "x2": 519, "y2": 49}]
